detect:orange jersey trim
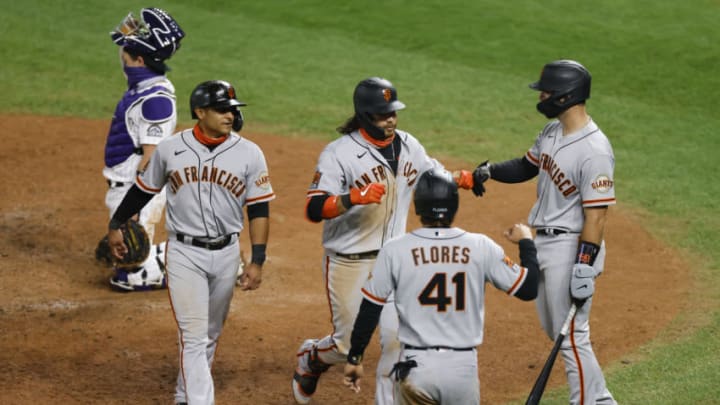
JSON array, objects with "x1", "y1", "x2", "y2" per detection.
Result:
[
  {"x1": 246, "y1": 192, "x2": 275, "y2": 204},
  {"x1": 506, "y1": 266, "x2": 527, "y2": 296},
  {"x1": 525, "y1": 151, "x2": 539, "y2": 165},
  {"x1": 136, "y1": 175, "x2": 162, "y2": 193},
  {"x1": 582, "y1": 197, "x2": 616, "y2": 206},
  {"x1": 361, "y1": 288, "x2": 387, "y2": 305}
]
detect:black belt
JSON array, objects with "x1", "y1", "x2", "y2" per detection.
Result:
[
  {"x1": 404, "y1": 345, "x2": 475, "y2": 352},
  {"x1": 107, "y1": 180, "x2": 126, "y2": 188},
  {"x1": 536, "y1": 228, "x2": 569, "y2": 236},
  {"x1": 176, "y1": 233, "x2": 235, "y2": 250},
  {"x1": 336, "y1": 250, "x2": 379, "y2": 260}
]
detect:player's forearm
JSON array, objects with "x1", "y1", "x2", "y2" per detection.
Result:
[
  {"x1": 306, "y1": 194, "x2": 349, "y2": 222},
  {"x1": 515, "y1": 239, "x2": 539, "y2": 300},
  {"x1": 580, "y1": 206, "x2": 608, "y2": 245},
  {"x1": 489, "y1": 157, "x2": 538, "y2": 183},
  {"x1": 247, "y1": 216, "x2": 269, "y2": 266},
  {"x1": 109, "y1": 184, "x2": 154, "y2": 229},
  {"x1": 347, "y1": 299, "x2": 383, "y2": 365},
  {"x1": 138, "y1": 144, "x2": 156, "y2": 173}
]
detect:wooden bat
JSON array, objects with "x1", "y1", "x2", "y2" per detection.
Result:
[{"x1": 525, "y1": 303, "x2": 578, "y2": 405}]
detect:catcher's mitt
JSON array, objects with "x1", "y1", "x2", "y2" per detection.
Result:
[{"x1": 96, "y1": 220, "x2": 150, "y2": 269}]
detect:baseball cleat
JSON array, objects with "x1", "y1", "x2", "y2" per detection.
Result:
[
  {"x1": 109, "y1": 267, "x2": 166, "y2": 292},
  {"x1": 292, "y1": 339, "x2": 331, "y2": 404}
]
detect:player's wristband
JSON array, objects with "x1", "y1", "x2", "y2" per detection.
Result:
[
  {"x1": 340, "y1": 193, "x2": 352, "y2": 209},
  {"x1": 109, "y1": 218, "x2": 124, "y2": 231},
  {"x1": 576, "y1": 241, "x2": 600, "y2": 265},
  {"x1": 347, "y1": 352, "x2": 363, "y2": 366},
  {"x1": 251, "y1": 244, "x2": 267, "y2": 266}
]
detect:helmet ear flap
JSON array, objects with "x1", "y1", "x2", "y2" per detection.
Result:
[{"x1": 232, "y1": 110, "x2": 244, "y2": 132}]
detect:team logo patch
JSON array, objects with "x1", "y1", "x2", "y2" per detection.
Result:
[
  {"x1": 591, "y1": 174, "x2": 614, "y2": 193},
  {"x1": 228, "y1": 86, "x2": 236, "y2": 99},
  {"x1": 503, "y1": 255, "x2": 522, "y2": 273},
  {"x1": 255, "y1": 171, "x2": 271, "y2": 189},
  {"x1": 147, "y1": 124, "x2": 163, "y2": 137},
  {"x1": 311, "y1": 171, "x2": 322, "y2": 188},
  {"x1": 382, "y1": 89, "x2": 392, "y2": 102}
]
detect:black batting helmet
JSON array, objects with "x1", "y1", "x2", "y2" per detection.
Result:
[
  {"x1": 530, "y1": 60, "x2": 591, "y2": 118},
  {"x1": 414, "y1": 169, "x2": 459, "y2": 222},
  {"x1": 353, "y1": 77, "x2": 406, "y2": 115},
  {"x1": 190, "y1": 80, "x2": 247, "y2": 131}
]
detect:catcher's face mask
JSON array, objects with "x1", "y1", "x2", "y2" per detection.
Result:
[{"x1": 111, "y1": 13, "x2": 150, "y2": 44}]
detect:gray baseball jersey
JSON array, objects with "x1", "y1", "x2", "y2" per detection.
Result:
[
  {"x1": 526, "y1": 119, "x2": 616, "y2": 231},
  {"x1": 308, "y1": 129, "x2": 442, "y2": 253},
  {"x1": 137, "y1": 127, "x2": 275, "y2": 236},
  {"x1": 361, "y1": 227, "x2": 530, "y2": 348}
]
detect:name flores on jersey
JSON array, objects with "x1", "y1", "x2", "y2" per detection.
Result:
[
  {"x1": 168, "y1": 165, "x2": 246, "y2": 197},
  {"x1": 412, "y1": 245, "x2": 470, "y2": 266}
]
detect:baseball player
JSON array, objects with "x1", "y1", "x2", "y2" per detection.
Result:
[
  {"x1": 102, "y1": 7, "x2": 184, "y2": 291},
  {"x1": 342, "y1": 168, "x2": 540, "y2": 405},
  {"x1": 292, "y1": 77, "x2": 447, "y2": 405},
  {"x1": 107, "y1": 80, "x2": 275, "y2": 404},
  {"x1": 470, "y1": 60, "x2": 617, "y2": 404}
]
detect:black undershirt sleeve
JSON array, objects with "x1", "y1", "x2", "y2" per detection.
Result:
[
  {"x1": 347, "y1": 299, "x2": 384, "y2": 361},
  {"x1": 110, "y1": 184, "x2": 155, "y2": 224},
  {"x1": 247, "y1": 201, "x2": 269, "y2": 219},
  {"x1": 514, "y1": 239, "x2": 540, "y2": 301},
  {"x1": 491, "y1": 157, "x2": 539, "y2": 183},
  {"x1": 306, "y1": 194, "x2": 330, "y2": 223}
]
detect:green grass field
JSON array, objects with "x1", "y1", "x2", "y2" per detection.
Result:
[{"x1": 1, "y1": 1, "x2": 718, "y2": 403}]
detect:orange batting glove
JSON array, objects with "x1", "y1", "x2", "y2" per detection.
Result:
[
  {"x1": 350, "y1": 183, "x2": 386, "y2": 205},
  {"x1": 453, "y1": 170, "x2": 474, "y2": 190}
]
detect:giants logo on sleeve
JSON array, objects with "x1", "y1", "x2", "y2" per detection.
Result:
[
  {"x1": 255, "y1": 171, "x2": 271, "y2": 189},
  {"x1": 310, "y1": 171, "x2": 322, "y2": 189},
  {"x1": 591, "y1": 174, "x2": 614, "y2": 193}
]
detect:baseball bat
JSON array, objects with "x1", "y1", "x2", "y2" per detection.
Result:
[{"x1": 525, "y1": 303, "x2": 578, "y2": 405}]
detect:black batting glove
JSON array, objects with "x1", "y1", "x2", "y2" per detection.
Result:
[{"x1": 472, "y1": 160, "x2": 491, "y2": 196}]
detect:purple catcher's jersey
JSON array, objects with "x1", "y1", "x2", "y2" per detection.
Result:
[{"x1": 361, "y1": 227, "x2": 530, "y2": 348}]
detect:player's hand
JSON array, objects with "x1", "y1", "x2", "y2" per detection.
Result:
[
  {"x1": 472, "y1": 160, "x2": 491, "y2": 197},
  {"x1": 343, "y1": 363, "x2": 364, "y2": 393},
  {"x1": 452, "y1": 170, "x2": 474, "y2": 190},
  {"x1": 349, "y1": 183, "x2": 386, "y2": 205},
  {"x1": 107, "y1": 228, "x2": 128, "y2": 260},
  {"x1": 570, "y1": 263, "x2": 597, "y2": 306},
  {"x1": 504, "y1": 223, "x2": 532, "y2": 243},
  {"x1": 238, "y1": 262, "x2": 262, "y2": 291}
]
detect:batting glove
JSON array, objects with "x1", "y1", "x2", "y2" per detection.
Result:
[
  {"x1": 452, "y1": 170, "x2": 474, "y2": 190},
  {"x1": 472, "y1": 161, "x2": 491, "y2": 197},
  {"x1": 570, "y1": 263, "x2": 598, "y2": 305},
  {"x1": 349, "y1": 183, "x2": 386, "y2": 205}
]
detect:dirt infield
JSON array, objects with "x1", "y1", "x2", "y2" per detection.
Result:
[{"x1": 0, "y1": 115, "x2": 689, "y2": 404}]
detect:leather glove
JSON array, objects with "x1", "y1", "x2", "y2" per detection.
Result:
[
  {"x1": 349, "y1": 183, "x2": 386, "y2": 205},
  {"x1": 472, "y1": 161, "x2": 491, "y2": 196}
]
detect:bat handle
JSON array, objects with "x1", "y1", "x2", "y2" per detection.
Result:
[{"x1": 559, "y1": 303, "x2": 578, "y2": 337}]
